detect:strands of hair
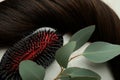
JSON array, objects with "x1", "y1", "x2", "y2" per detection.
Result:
[
  {"x1": 0, "y1": 0, "x2": 119, "y2": 45},
  {"x1": 0, "y1": 0, "x2": 120, "y2": 79},
  {"x1": 0, "y1": 27, "x2": 63, "y2": 80}
]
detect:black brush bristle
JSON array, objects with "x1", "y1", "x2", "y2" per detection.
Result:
[{"x1": 0, "y1": 27, "x2": 63, "y2": 80}]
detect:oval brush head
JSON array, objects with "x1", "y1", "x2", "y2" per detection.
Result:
[{"x1": 0, "y1": 27, "x2": 63, "y2": 80}]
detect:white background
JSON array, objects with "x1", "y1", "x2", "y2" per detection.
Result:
[{"x1": 0, "y1": 0, "x2": 120, "y2": 80}]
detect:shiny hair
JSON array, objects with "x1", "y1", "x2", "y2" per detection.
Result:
[
  {"x1": 0, "y1": 0, "x2": 120, "y2": 79},
  {"x1": 0, "y1": 0, "x2": 120, "y2": 45}
]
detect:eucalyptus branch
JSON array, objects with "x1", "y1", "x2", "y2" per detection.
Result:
[{"x1": 54, "y1": 67, "x2": 64, "y2": 80}]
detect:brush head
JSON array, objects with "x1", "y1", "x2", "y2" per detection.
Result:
[{"x1": 0, "y1": 27, "x2": 63, "y2": 80}]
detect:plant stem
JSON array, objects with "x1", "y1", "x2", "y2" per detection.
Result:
[
  {"x1": 54, "y1": 67, "x2": 64, "y2": 80},
  {"x1": 54, "y1": 54, "x2": 82, "y2": 80},
  {"x1": 69, "y1": 54, "x2": 82, "y2": 62}
]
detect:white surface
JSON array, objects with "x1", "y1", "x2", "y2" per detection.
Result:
[
  {"x1": 0, "y1": 0, "x2": 4, "y2": 2},
  {"x1": 0, "y1": 48, "x2": 7, "y2": 61},
  {"x1": 0, "y1": 0, "x2": 120, "y2": 80},
  {"x1": 103, "y1": 0, "x2": 120, "y2": 18}
]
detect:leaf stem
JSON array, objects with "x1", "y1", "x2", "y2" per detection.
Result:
[
  {"x1": 69, "y1": 54, "x2": 82, "y2": 62},
  {"x1": 54, "y1": 54, "x2": 82, "y2": 80},
  {"x1": 54, "y1": 67, "x2": 64, "y2": 80}
]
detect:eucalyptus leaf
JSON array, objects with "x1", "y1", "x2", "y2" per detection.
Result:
[
  {"x1": 19, "y1": 60, "x2": 45, "y2": 80},
  {"x1": 70, "y1": 25, "x2": 95, "y2": 50},
  {"x1": 60, "y1": 67, "x2": 101, "y2": 80},
  {"x1": 60, "y1": 76, "x2": 70, "y2": 80},
  {"x1": 70, "y1": 77, "x2": 98, "y2": 80},
  {"x1": 83, "y1": 42, "x2": 120, "y2": 63},
  {"x1": 55, "y1": 41, "x2": 76, "y2": 68}
]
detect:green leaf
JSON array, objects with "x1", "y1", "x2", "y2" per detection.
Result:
[
  {"x1": 55, "y1": 41, "x2": 76, "y2": 68},
  {"x1": 70, "y1": 25, "x2": 95, "y2": 50},
  {"x1": 83, "y1": 42, "x2": 120, "y2": 63},
  {"x1": 60, "y1": 76, "x2": 70, "y2": 80},
  {"x1": 70, "y1": 77, "x2": 98, "y2": 80},
  {"x1": 60, "y1": 67, "x2": 101, "y2": 80},
  {"x1": 19, "y1": 60, "x2": 45, "y2": 80}
]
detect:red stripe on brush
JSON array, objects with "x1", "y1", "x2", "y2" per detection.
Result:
[{"x1": 12, "y1": 32, "x2": 58, "y2": 70}]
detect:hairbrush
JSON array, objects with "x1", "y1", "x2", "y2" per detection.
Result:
[{"x1": 0, "y1": 27, "x2": 63, "y2": 80}]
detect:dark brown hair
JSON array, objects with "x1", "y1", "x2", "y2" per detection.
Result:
[
  {"x1": 0, "y1": 0, "x2": 120, "y2": 79},
  {"x1": 0, "y1": 0, "x2": 119, "y2": 45}
]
